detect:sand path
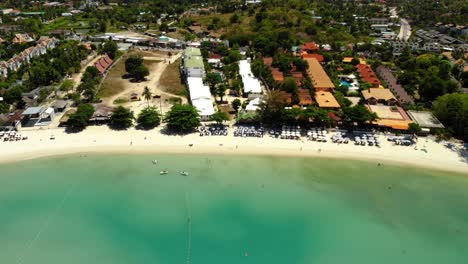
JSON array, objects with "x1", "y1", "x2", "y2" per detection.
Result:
[{"x1": 100, "y1": 52, "x2": 185, "y2": 114}]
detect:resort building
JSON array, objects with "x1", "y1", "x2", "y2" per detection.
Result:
[
  {"x1": 182, "y1": 47, "x2": 205, "y2": 78},
  {"x1": 301, "y1": 42, "x2": 320, "y2": 53},
  {"x1": 376, "y1": 66, "x2": 414, "y2": 105},
  {"x1": 12, "y1": 33, "x2": 34, "y2": 44},
  {"x1": 263, "y1": 57, "x2": 284, "y2": 82},
  {"x1": 21, "y1": 106, "x2": 56, "y2": 127},
  {"x1": 356, "y1": 64, "x2": 381, "y2": 88},
  {"x1": 298, "y1": 89, "x2": 313, "y2": 106},
  {"x1": 0, "y1": 37, "x2": 59, "y2": 78},
  {"x1": 362, "y1": 88, "x2": 397, "y2": 105},
  {"x1": 239, "y1": 60, "x2": 262, "y2": 94},
  {"x1": 342, "y1": 57, "x2": 366, "y2": 64},
  {"x1": 186, "y1": 77, "x2": 215, "y2": 119},
  {"x1": 302, "y1": 53, "x2": 324, "y2": 62},
  {"x1": 94, "y1": 55, "x2": 114, "y2": 75},
  {"x1": 407, "y1": 110, "x2": 445, "y2": 133},
  {"x1": 304, "y1": 57, "x2": 335, "y2": 91},
  {"x1": 314, "y1": 91, "x2": 340, "y2": 109},
  {"x1": 367, "y1": 104, "x2": 412, "y2": 130}
]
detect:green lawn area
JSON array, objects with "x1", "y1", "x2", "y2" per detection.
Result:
[
  {"x1": 158, "y1": 58, "x2": 187, "y2": 97},
  {"x1": 42, "y1": 17, "x2": 93, "y2": 33},
  {"x1": 98, "y1": 57, "x2": 127, "y2": 98}
]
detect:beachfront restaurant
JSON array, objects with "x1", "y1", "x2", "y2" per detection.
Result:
[{"x1": 21, "y1": 106, "x2": 55, "y2": 127}]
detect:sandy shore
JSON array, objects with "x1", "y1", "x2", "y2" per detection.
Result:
[{"x1": 1, "y1": 126, "x2": 467, "y2": 174}]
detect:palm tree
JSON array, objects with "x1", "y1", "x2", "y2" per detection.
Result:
[{"x1": 142, "y1": 86, "x2": 152, "y2": 106}]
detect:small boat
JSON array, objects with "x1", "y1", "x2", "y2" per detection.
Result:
[
  {"x1": 152, "y1": 160, "x2": 158, "y2": 165},
  {"x1": 160, "y1": 170, "x2": 169, "y2": 175},
  {"x1": 180, "y1": 171, "x2": 189, "y2": 176}
]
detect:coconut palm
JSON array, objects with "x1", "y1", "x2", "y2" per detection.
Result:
[{"x1": 142, "y1": 86, "x2": 152, "y2": 106}]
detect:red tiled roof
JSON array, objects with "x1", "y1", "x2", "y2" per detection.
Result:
[
  {"x1": 302, "y1": 53, "x2": 324, "y2": 62},
  {"x1": 209, "y1": 53, "x2": 222, "y2": 59},
  {"x1": 302, "y1": 42, "x2": 319, "y2": 51},
  {"x1": 328, "y1": 112, "x2": 342, "y2": 122},
  {"x1": 103, "y1": 55, "x2": 113, "y2": 65},
  {"x1": 263, "y1": 57, "x2": 273, "y2": 67},
  {"x1": 94, "y1": 55, "x2": 113, "y2": 74},
  {"x1": 356, "y1": 64, "x2": 381, "y2": 86},
  {"x1": 298, "y1": 89, "x2": 313, "y2": 105},
  {"x1": 279, "y1": 91, "x2": 293, "y2": 105},
  {"x1": 272, "y1": 69, "x2": 284, "y2": 82}
]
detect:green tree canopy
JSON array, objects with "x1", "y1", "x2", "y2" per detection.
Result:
[
  {"x1": 210, "y1": 111, "x2": 230, "y2": 124},
  {"x1": 125, "y1": 54, "x2": 149, "y2": 81},
  {"x1": 164, "y1": 104, "x2": 201, "y2": 132},
  {"x1": 137, "y1": 106, "x2": 161, "y2": 129},
  {"x1": 109, "y1": 106, "x2": 134, "y2": 129},
  {"x1": 204, "y1": 72, "x2": 222, "y2": 95},
  {"x1": 67, "y1": 104, "x2": 94, "y2": 132},
  {"x1": 343, "y1": 105, "x2": 378, "y2": 125},
  {"x1": 103, "y1": 40, "x2": 118, "y2": 59},
  {"x1": 432, "y1": 93, "x2": 468, "y2": 141},
  {"x1": 232, "y1": 98, "x2": 242, "y2": 111}
]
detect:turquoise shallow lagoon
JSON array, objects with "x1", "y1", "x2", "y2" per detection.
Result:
[{"x1": 1, "y1": 154, "x2": 468, "y2": 264}]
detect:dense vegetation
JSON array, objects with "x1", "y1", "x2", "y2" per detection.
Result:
[
  {"x1": 432, "y1": 93, "x2": 468, "y2": 141},
  {"x1": 395, "y1": 48, "x2": 459, "y2": 102},
  {"x1": 388, "y1": 0, "x2": 468, "y2": 26},
  {"x1": 164, "y1": 104, "x2": 201, "y2": 133}
]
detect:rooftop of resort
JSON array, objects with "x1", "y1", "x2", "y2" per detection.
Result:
[
  {"x1": 187, "y1": 77, "x2": 215, "y2": 117},
  {"x1": 343, "y1": 57, "x2": 366, "y2": 64},
  {"x1": 184, "y1": 47, "x2": 202, "y2": 57},
  {"x1": 184, "y1": 55, "x2": 204, "y2": 68},
  {"x1": 314, "y1": 91, "x2": 340, "y2": 108},
  {"x1": 407, "y1": 110, "x2": 445, "y2": 129},
  {"x1": 367, "y1": 105, "x2": 412, "y2": 130},
  {"x1": 362, "y1": 88, "x2": 396, "y2": 102},
  {"x1": 356, "y1": 64, "x2": 381, "y2": 87},
  {"x1": 94, "y1": 55, "x2": 113, "y2": 75},
  {"x1": 305, "y1": 58, "x2": 335, "y2": 90},
  {"x1": 239, "y1": 60, "x2": 262, "y2": 94},
  {"x1": 302, "y1": 53, "x2": 324, "y2": 62},
  {"x1": 298, "y1": 89, "x2": 313, "y2": 105}
]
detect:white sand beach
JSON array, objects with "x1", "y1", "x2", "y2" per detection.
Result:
[{"x1": 0, "y1": 126, "x2": 467, "y2": 174}]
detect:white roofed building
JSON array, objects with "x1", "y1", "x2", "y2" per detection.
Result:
[
  {"x1": 187, "y1": 77, "x2": 215, "y2": 119},
  {"x1": 238, "y1": 60, "x2": 262, "y2": 94}
]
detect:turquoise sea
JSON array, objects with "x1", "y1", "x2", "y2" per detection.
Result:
[{"x1": 1, "y1": 154, "x2": 468, "y2": 264}]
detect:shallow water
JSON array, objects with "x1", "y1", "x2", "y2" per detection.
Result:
[{"x1": 1, "y1": 154, "x2": 468, "y2": 264}]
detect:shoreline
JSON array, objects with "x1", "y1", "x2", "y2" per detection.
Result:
[{"x1": 1, "y1": 126, "x2": 467, "y2": 175}]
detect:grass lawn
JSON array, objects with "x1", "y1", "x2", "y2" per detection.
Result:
[
  {"x1": 98, "y1": 54, "x2": 162, "y2": 99},
  {"x1": 158, "y1": 58, "x2": 187, "y2": 97},
  {"x1": 98, "y1": 57, "x2": 126, "y2": 98}
]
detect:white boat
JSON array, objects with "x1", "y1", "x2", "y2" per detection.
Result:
[
  {"x1": 180, "y1": 171, "x2": 189, "y2": 176},
  {"x1": 152, "y1": 160, "x2": 158, "y2": 165},
  {"x1": 160, "y1": 170, "x2": 169, "y2": 175}
]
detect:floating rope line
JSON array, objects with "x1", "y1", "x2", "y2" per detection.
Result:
[
  {"x1": 15, "y1": 180, "x2": 79, "y2": 264},
  {"x1": 185, "y1": 190, "x2": 192, "y2": 264}
]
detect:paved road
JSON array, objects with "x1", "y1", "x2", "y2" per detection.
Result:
[{"x1": 398, "y1": 18, "x2": 411, "y2": 41}]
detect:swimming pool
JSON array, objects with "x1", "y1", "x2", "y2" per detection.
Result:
[{"x1": 340, "y1": 80, "x2": 351, "y2": 87}]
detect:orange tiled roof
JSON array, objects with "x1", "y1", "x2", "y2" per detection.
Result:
[
  {"x1": 305, "y1": 58, "x2": 335, "y2": 90},
  {"x1": 301, "y1": 42, "x2": 319, "y2": 51},
  {"x1": 314, "y1": 91, "x2": 340, "y2": 108},
  {"x1": 303, "y1": 53, "x2": 324, "y2": 62}
]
